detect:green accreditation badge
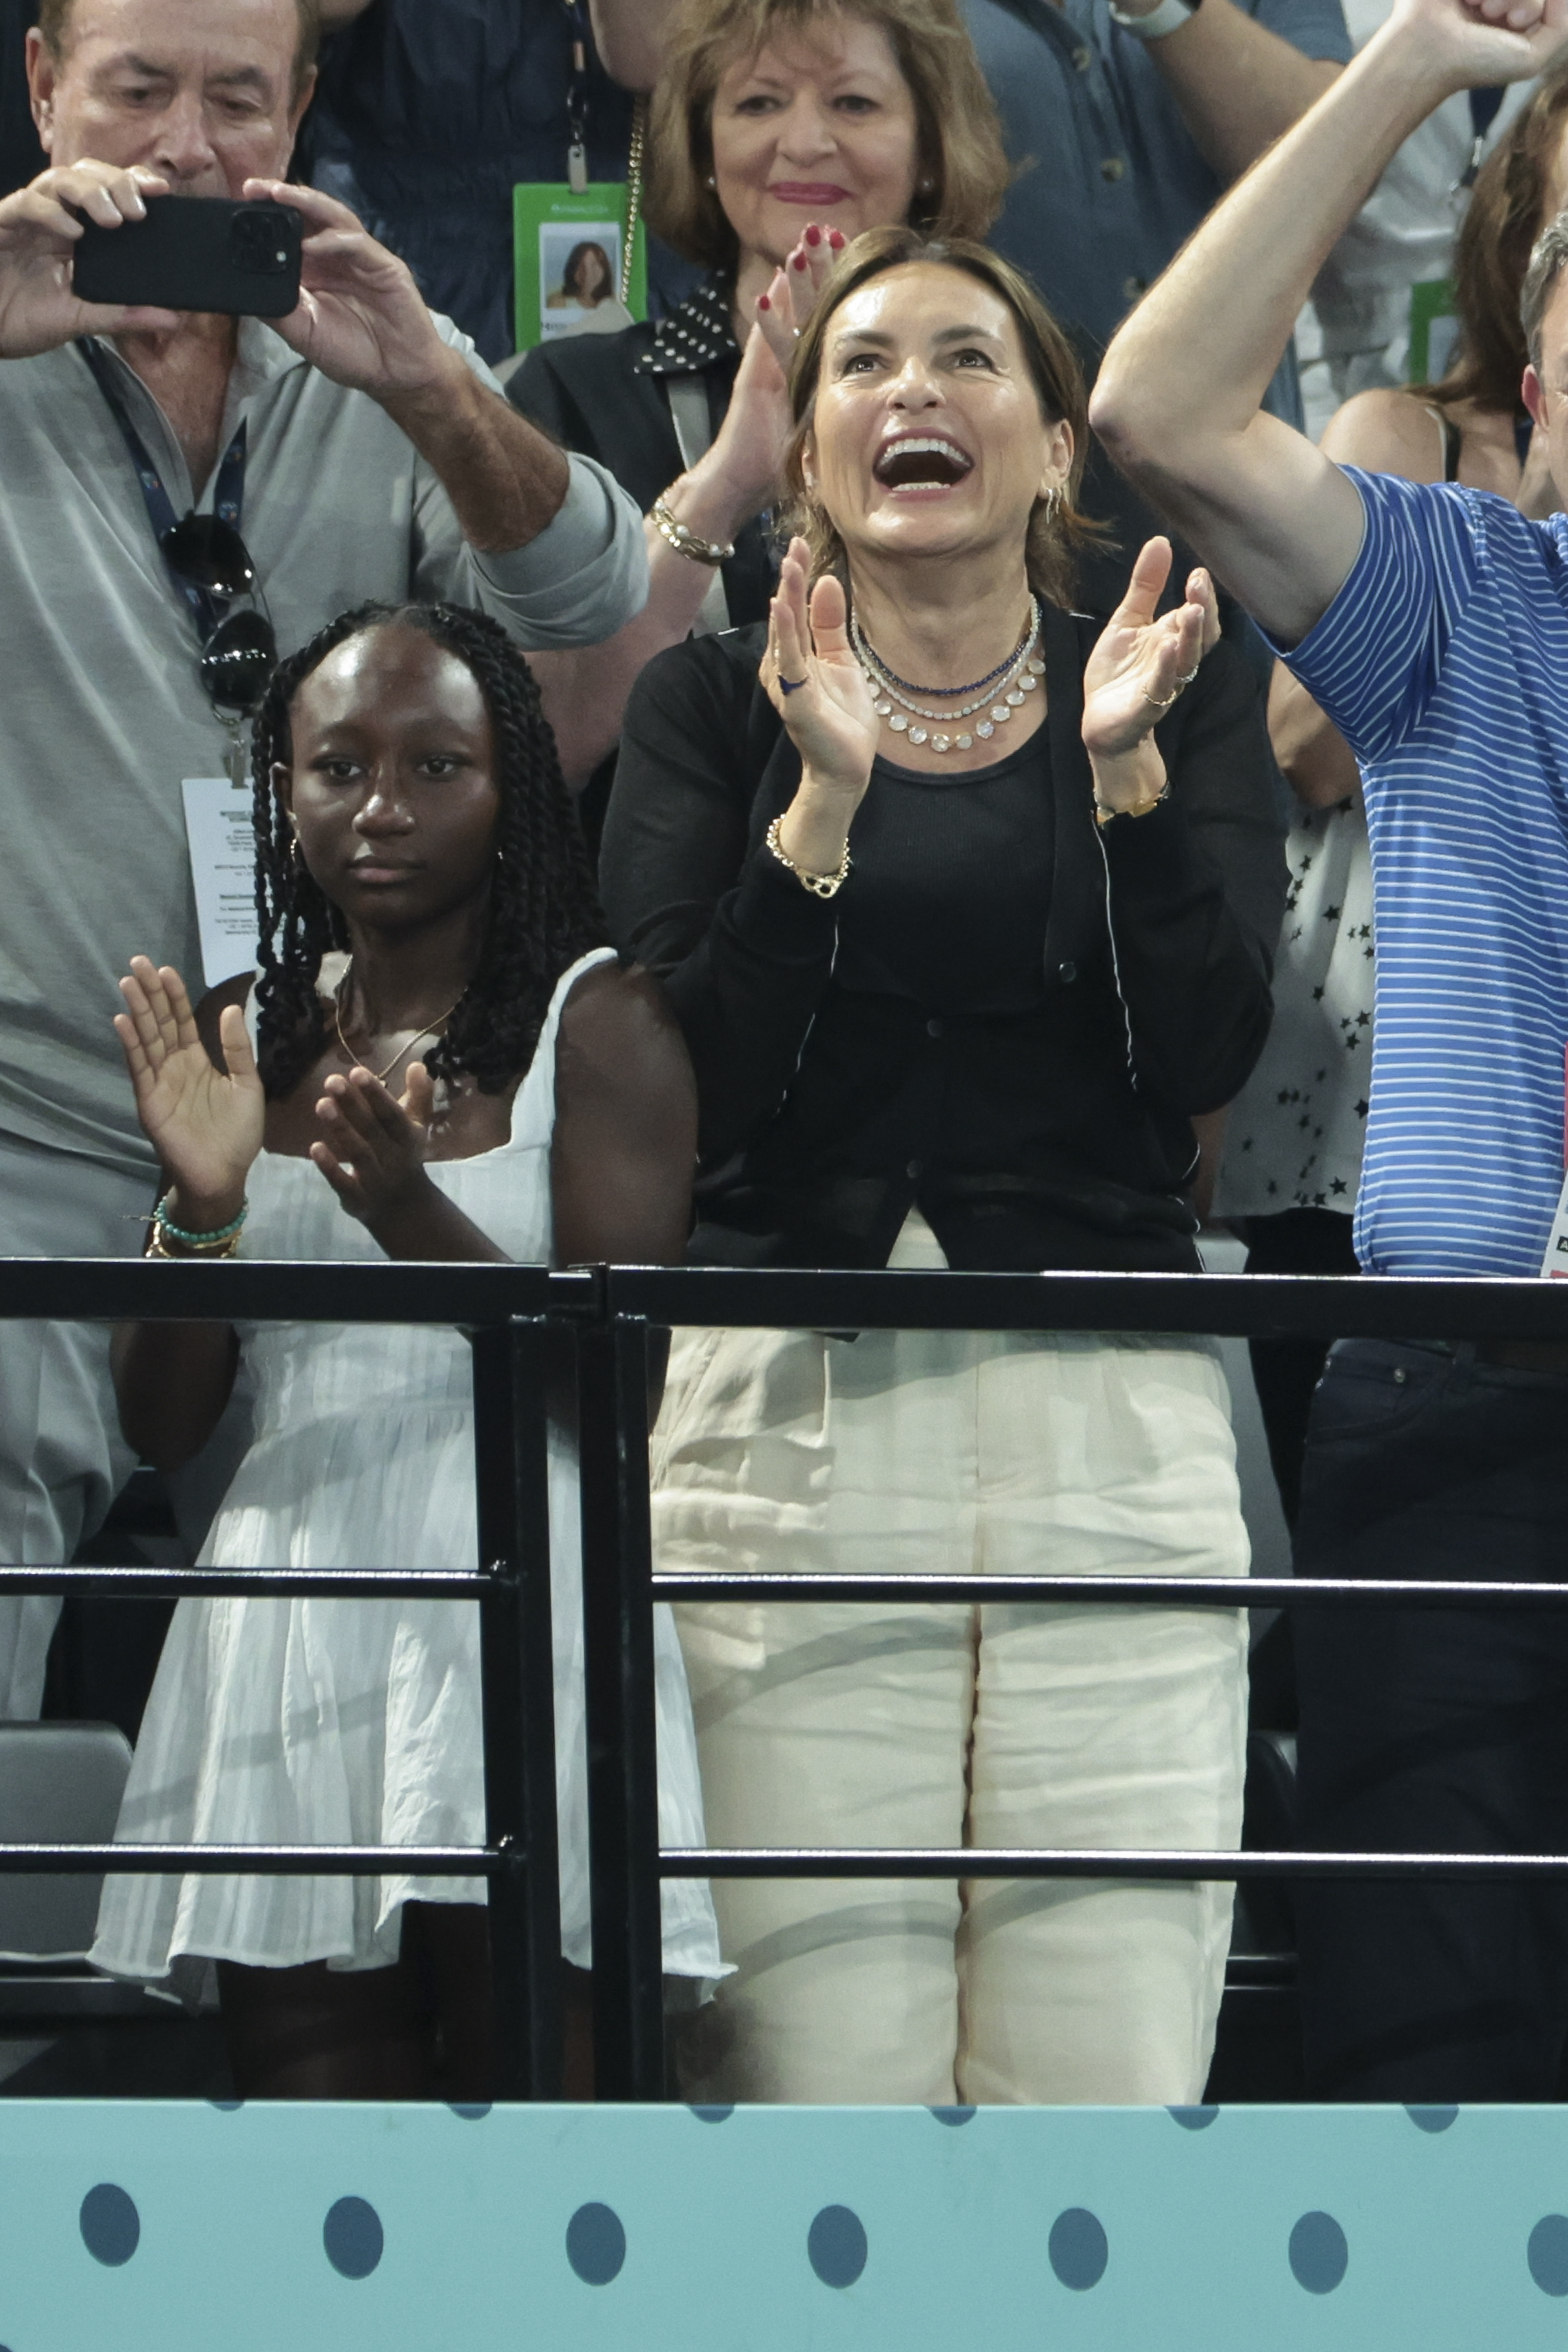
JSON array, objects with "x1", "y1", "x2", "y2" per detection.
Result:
[
  {"x1": 1406, "y1": 279, "x2": 1458, "y2": 385},
  {"x1": 511, "y1": 182, "x2": 647, "y2": 353}
]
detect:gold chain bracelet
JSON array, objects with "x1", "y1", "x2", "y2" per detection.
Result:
[
  {"x1": 1094, "y1": 777, "x2": 1171, "y2": 828},
  {"x1": 764, "y1": 813, "x2": 851, "y2": 899},
  {"x1": 650, "y1": 496, "x2": 734, "y2": 569}
]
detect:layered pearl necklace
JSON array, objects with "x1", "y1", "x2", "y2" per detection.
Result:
[{"x1": 851, "y1": 597, "x2": 1045, "y2": 754}]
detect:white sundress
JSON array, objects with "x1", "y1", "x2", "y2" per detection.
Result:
[{"x1": 91, "y1": 948, "x2": 721, "y2": 1999}]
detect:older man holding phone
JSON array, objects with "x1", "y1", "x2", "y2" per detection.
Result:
[
  {"x1": 1093, "y1": 0, "x2": 1568, "y2": 2099},
  {"x1": 0, "y1": 0, "x2": 647, "y2": 1713}
]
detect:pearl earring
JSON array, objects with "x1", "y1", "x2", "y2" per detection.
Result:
[{"x1": 705, "y1": 173, "x2": 717, "y2": 190}]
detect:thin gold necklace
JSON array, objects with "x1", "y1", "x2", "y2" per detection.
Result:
[{"x1": 332, "y1": 970, "x2": 462, "y2": 1086}]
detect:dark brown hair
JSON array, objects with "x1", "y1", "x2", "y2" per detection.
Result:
[
  {"x1": 37, "y1": 0, "x2": 322, "y2": 100},
  {"x1": 561, "y1": 240, "x2": 616, "y2": 305},
  {"x1": 1423, "y1": 64, "x2": 1568, "y2": 412},
  {"x1": 645, "y1": 0, "x2": 1009, "y2": 272},
  {"x1": 780, "y1": 227, "x2": 1100, "y2": 609}
]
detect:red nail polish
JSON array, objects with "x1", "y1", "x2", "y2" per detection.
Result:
[
  {"x1": 792, "y1": 251, "x2": 807, "y2": 269},
  {"x1": 805, "y1": 224, "x2": 821, "y2": 245},
  {"x1": 830, "y1": 230, "x2": 845, "y2": 248},
  {"x1": 758, "y1": 292, "x2": 770, "y2": 309}
]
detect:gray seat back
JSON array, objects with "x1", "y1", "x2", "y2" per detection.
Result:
[{"x1": 0, "y1": 1723, "x2": 132, "y2": 1961}]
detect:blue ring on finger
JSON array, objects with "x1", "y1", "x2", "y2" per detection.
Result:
[{"x1": 779, "y1": 675, "x2": 809, "y2": 694}]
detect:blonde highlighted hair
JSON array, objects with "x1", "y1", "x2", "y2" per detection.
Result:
[
  {"x1": 780, "y1": 227, "x2": 1103, "y2": 610},
  {"x1": 645, "y1": 0, "x2": 1010, "y2": 271}
]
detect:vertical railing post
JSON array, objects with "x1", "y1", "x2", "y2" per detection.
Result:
[
  {"x1": 472, "y1": 1316, "x2": 563, "y2": 2099},
  {"x1": 577, "y1": 1306, "x2": 666, "y2": 2099}
]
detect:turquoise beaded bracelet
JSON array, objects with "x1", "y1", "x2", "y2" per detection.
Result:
[{"x1": 152, "y1": 1194, "x2": 249, "y2": 1249}]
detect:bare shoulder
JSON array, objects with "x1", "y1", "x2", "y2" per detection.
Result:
[
  {"x1": 195, "y1": 971, "x2": 253, "y2": 1071},
  {"x1": 556, "y1": 958, "x2": 694, "y2": 1104},
  {"x1": 1319, "y1": 388, "x2": 1447, "y2": 482}
]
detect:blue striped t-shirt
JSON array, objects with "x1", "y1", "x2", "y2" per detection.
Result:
[{"x1": 1278, "y1": 467, "x2": 1568, "y2": 1279}]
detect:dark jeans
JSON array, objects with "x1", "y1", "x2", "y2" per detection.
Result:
[
  {"x1": 1241, "y1": 1208, "x2": 1360, "y2": 1525},
  {"x1": 1293, "y1": 1337, "x2": 1568, "y2": 2100}
]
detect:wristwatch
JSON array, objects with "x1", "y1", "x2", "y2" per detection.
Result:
[{"x1": 1108, "y1": 0, "x2": 1199, "y2": 38}]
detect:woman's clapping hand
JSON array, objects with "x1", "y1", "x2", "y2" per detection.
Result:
[
  {"x1": 310, "y1": 1061, "x2": 438, "y2": 1235},
  {"x1": 762, "y1": 536, "x2": 878, "y2": 797},
  {"x1": 704, "y1": 225, "x2": 847, "y2": 529},
  {"x1": 114, "y1": 958, "x2": 263, "y2": 1224},
  {"x1": 1081, "y1": 538, "x2": 1220, "y2": 814}
]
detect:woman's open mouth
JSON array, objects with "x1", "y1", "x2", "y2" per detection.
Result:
[{"x1": 872, "y1": 435, "x2": 974, "y2": 489}]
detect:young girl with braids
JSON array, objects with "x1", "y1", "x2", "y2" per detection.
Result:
[{"x1": 90, "y1": 600, "x2": 721, "y2": 2098}]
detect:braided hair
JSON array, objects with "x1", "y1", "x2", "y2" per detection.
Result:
[{"x1": 250, "y1": 600, "x2": 607, "y2": 1102}]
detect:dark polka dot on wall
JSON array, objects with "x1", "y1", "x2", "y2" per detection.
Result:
[
  {"x1": 566, "y1": 2203, "x2": 626, "y2": 2285},
  {"x1": 1168, "y1": 2106, "x2": 1219, "y2": 2130},
  {"x1": 79, "y1": 2183, "x2": 139, "y2": 2267},
  {"x1": 1289, "y1": 2211, "x2": 1348, "y2": 2293},
  {"x1": 1405, "y1": 2106, "x2": 1457, "y2": 2133},
  {"x1": 447, "y1": 2103, "x2": 491, "y2": 2120},
  {"x1": 807, "y1": 2205, "x2": 868, "y2": 2288},
  {"x1": 929, "y1": 2106, "x2": 975, "y2": 2126},
  {"x1": 1048, "y1": 2208, "x2": 1108, "y2": 2291},
  {"x1": 688, "y1": 2105, "x2": 734, "y2": 2123},
  {"x1": 1528, "y1": 2216, "x2": 1568, "y2": 2295},
  {"x1": 322, "y1": 2196, "x2": 384, "y2": 2280}
]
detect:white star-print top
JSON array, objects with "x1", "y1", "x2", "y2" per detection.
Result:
[{"x1": 1214, "y1": 795, "x2": 1375, "y2": 1218}]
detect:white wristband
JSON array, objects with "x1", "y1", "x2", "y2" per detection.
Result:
[{"x1": 1109, "y1": 0, "x2": 1197, "y2": 37}]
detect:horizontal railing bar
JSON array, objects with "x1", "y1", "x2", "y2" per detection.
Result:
[
  {"x1": 653, "y1": 1573, "x2": 1568, "y2": 1609},
  {"x1": 603, "y1": 1265, "x2": 1568, "y2": 1342},
  {"x1": 5, "y1": 1261, "x2": 1568, "y2": 1345},
  {"x1": 0, "y1": 1565, "x2": 499, "y2": 1599},
  {"x1": 0, "y1": 1844, "x2": 509, "y2": 1876},
  {"x1": 0, "y1": 1257, "x2": 590, "y2": 1324},
  {"x1": 662, "y1": 1846, "x2": 1568, "y2": 1883}
]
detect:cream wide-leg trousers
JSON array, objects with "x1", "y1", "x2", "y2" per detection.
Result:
[{"x1": 655, "y1": 1219, "x2": 1250, "y2": 2106}]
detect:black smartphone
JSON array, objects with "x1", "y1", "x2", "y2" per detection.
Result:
[{"x1": 72, "y1": 196, "x2": 303, "y2": 318}]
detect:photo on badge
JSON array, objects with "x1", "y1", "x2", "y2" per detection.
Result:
[{"x1": 512, "y1": 183, "x2": 646, "y2": 352}]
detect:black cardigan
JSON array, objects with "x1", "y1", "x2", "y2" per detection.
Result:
[{"x1": 603, "y1": 604, "x2": 1286, "y2": 1274}]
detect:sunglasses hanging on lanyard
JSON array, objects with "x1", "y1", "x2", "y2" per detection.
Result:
[{"x1": 78, "y1": 337, "x2": 278, "y2": 787}]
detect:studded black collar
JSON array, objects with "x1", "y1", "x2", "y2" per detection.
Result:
[{"x1": 636, "y1": 273, "x2": 739, "y2": 376}]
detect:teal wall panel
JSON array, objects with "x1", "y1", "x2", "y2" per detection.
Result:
[{"x1": 1, "y1": 2100, "x2": 1565, "y2": 2350}]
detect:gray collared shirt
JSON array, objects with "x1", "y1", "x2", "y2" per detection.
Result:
[{"x1": 0, "y1": 315, "x2": 646, "y2": 1174}]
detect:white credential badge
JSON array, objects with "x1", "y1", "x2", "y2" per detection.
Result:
[{"x1": 182, "y1": 776, "x2": 259, "y2": 991}]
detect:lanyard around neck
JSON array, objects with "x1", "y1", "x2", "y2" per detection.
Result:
[{"x1": 78, "y1": 336, "x2": 248, "y2": 642}]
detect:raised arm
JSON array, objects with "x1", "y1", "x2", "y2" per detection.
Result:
[
  {"x1": 1122, "y1": 0, "x2": 1345, "y2": 183},
  {"x1": 600, "y1": 552, "x2": 864, "y2": 1164},
  {"x1": 530, "y1": 239, "x2": 839, "y2": 787},
  {"x1": 1089, "y1": 0, "x2": 1566, "y2": 644},
  {"x1": 1079, "y1": 544, "x2": 1285, "y2": 1110},
  {"x1": 1266, "y1": 385, "x2": 1456, "y2": 804},
  {"x1": 109, "y1": 963, "x2": 260, "y2": 1474}
]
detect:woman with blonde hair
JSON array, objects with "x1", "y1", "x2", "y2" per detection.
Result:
[
  {"x1": 603, "y1": 228, "x2": 1286, "y2": 2104},
  {"x1": 509, "y1": 0, "x2": 1009, "y2": 812}
]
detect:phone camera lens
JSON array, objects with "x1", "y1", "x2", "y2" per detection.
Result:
[{"x1": 231, "y1": 206, "x2": 289, "y2": 275}]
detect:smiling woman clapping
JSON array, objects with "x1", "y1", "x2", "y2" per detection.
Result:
[{"x1": 601, "y1": 228, "x2": 1288, "y2": 2107}]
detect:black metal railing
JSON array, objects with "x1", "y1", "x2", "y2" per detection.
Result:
[
  {"x1": 4, "y1": 1257, "x2": 1568, "y2": 2102},
  {"x1": 572, "y1": 1265, "x2": 1568, "y2": 2098}
]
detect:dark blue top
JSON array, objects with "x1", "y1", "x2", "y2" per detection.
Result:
[
  {"x1": 307, "y1": 0, "x2": 697, "y2": 359},
  {"x1": 962, "y1": 0, "x2": 1351, "y2": 426}
]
